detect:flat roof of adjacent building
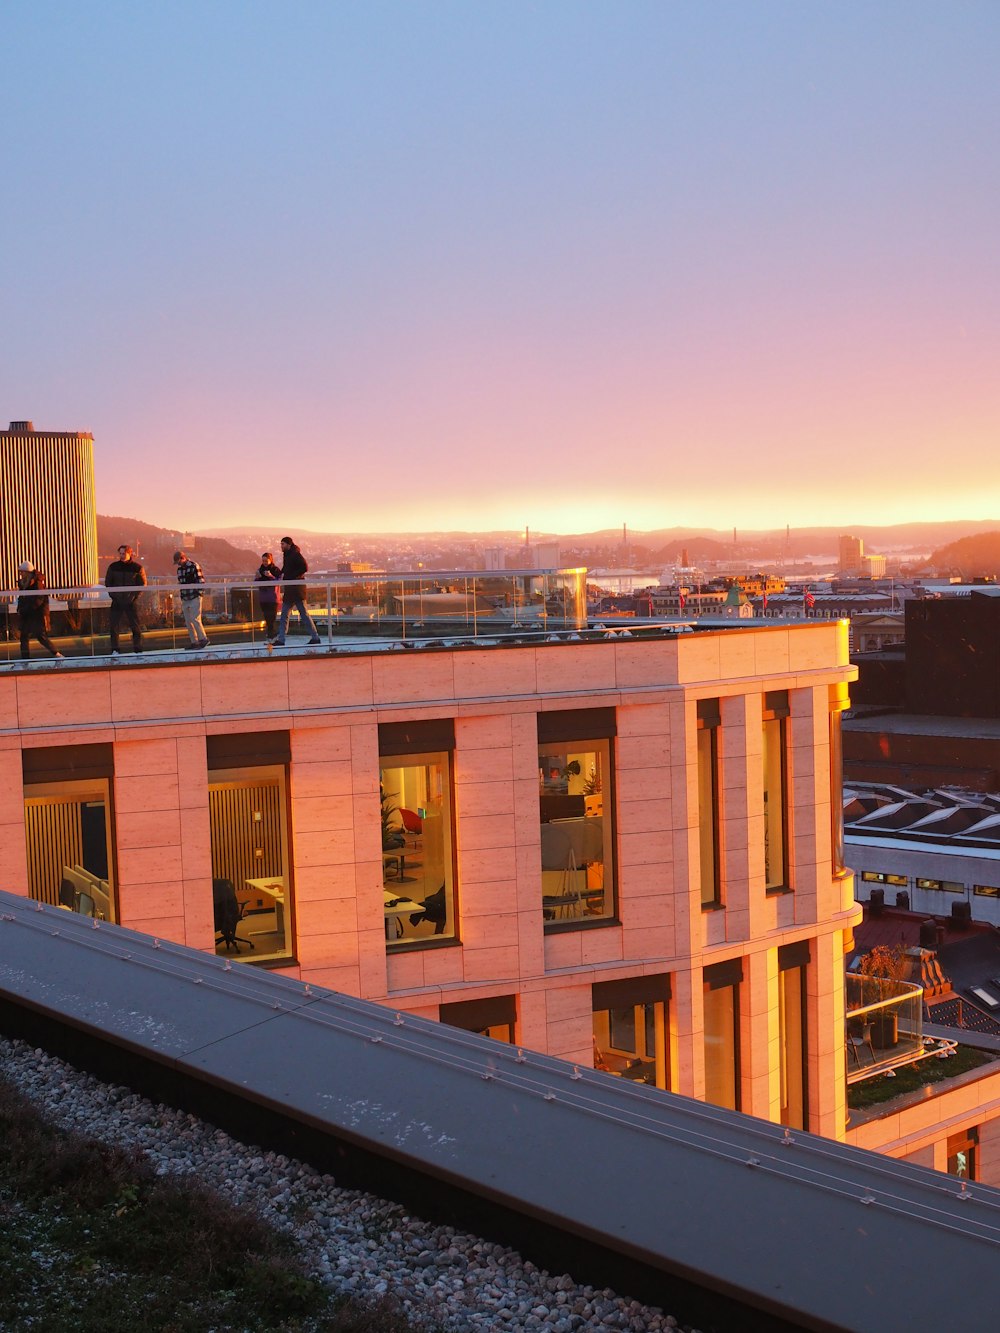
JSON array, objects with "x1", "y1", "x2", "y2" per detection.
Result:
[{"x1": 2, "y1": 888, "x2": 1000, "y2": 1332}]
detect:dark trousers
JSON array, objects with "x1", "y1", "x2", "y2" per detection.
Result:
[
  {"x1": 20, "y1": 625, "x2": 58, "y2": 659},
  {"x1": 261, "y1": 602, "x2": 278, "y2": 638},
  {"x1": 109, "y1": 598, "x2": 143, "y2": 652}
]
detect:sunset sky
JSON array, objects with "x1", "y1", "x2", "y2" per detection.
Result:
[{"x1": 3, "y1": 2, "x2": 999, "y2": 534}]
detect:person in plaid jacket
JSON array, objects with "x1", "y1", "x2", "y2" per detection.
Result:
[{"x1": 172, "y1": 549, "x2": 209, "y2": 650}]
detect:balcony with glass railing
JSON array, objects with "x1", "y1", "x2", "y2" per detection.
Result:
[
  {"x1": 0, "y1": 568, "x2": 592, "y2": 664},
  {"x1": 845, "y1": 971, "x2": 956, "y2": 1083}
]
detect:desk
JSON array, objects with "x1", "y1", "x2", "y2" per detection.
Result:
[
  {"x1": 245, "y1": 877, "x2": 286, "y2": 934},
  {"x1": 384, "y1": 888, "x2": 423, "y2": 939},
  {"x1": 541, "y1": 817, "x2": 603, "y2": 870}
]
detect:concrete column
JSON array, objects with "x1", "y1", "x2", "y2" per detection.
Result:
[
  {"x1": 743, "y1": 946, "x2": 780, "y2": 1123},
  {"x1": 617, "y1": 701, "x2": 675, "y2": 961},
  {"x1": 977, "y1": 1117, "x2": 1000, "y2": 1187},
  {"x1": 453, "y1": 713, "x2": 521, "y2": 987},
  {"x1": 544, "y1": 979, "x2": 593, "y2": 1065},
  {"x1": 668, "y1": 696, "x2": 699, "y2": 959},
  {"x1": 671, "y1": 965, "x2": 703, "y2": 1100},
  {"x1": 291, "y1": 721, "x2": 382, "y2": 997},
  {"x1": 113, "y1": 734, "x2": 211, "y2": 948},
  {"x1": 809, "y1": 928, "x2": 849, "y2": 1141},
  {"x1": 719, "y1": 692, "x2": 763, "y2": 941},
  {"x1": 0, "y1": 744, "x2": 29, "y2": 897},
  {"x1": 788, "y1": 685, "x2": 828, "y2": 928}
]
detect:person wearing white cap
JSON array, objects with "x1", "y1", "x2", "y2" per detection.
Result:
[{"x1": 16, "y1": 562, "x2": 63, "y2": 660}]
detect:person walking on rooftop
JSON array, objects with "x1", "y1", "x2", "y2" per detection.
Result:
[
  {"x1": 16, "y1": 562, "x2": 62, "y2": 660},
  {"x1": 104, "y1": 544, "x2": 146, "y2": 654},
  {"x1": 254, "y1": 551, "x2": 282, "y2": 640},
  {"x1": 271, "y1": 536, "x2": 320, "y2": 646},
  {"x1": 173, "y1": 550, "x2": 210, "y2": 649}
]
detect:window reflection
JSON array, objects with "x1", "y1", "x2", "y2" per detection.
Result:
[
  {"x1": 779, "y1": 964, "x2": 807, "y2": 1129},
  {"x1": 947, "y1": 1127, "x2": 978, "y2": 1180},
  {"x1": 703, "y1": 979, "x2": 740, "y2": 1110}
]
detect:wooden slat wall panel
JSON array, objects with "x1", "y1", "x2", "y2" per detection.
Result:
[
  {"x1": 209, "y1": 782, "x2": 283, "y2": 902},
  {"x1": 0, "y1": 433, "x2": 99, "y2": 590},
  {"x1": 24, "y1": 800, "x2": 83, "y2": 906}
]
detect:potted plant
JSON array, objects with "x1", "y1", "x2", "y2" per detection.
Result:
[
  {"x1": 857, "y1": 944, "x2": 911, "y2": 1049},
  {"x1": 380, "y1": 780, "x2": 404, "y2": 851}
]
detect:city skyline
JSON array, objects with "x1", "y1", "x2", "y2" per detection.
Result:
[{"x1": 4, "y1": 2, "x2": 999, "y2": 533}]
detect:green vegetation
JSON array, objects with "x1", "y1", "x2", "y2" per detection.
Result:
[
  {"x1": 0, "y1": 1075, "x2": 418, "y2": 1332},
  {"x1": 927, "y1": 529, "x2": 1000, "y2": 579},
  {"x1": 848, "y1": 1045, "x2": 996, "y2": 1111}
]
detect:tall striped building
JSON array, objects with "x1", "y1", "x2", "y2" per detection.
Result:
[{"x1": 0, "y1": 420, "x2": 99, "y2": 589}]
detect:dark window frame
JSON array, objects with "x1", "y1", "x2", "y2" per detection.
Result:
[
  {"x1": 778, "y1": 942, "x2": 810, "y2": 1131},
  {"x1": 440, "y1": 994, "x2": 516, "y2": 1041},
  {"x1": 703, "y1": 960, "x2": 742, "y2": 1112},
  {"x1": 763, "y1": 691, "x2": 790, "y2": 894},
  {"x1": 697, "y1": 699, "x2": 722, "y2": 910}
]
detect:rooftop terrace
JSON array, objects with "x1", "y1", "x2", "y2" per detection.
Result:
[{"x1": 1, "y1": 568, "x2": 816, "y2": 673}]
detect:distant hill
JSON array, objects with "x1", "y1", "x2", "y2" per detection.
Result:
[
  {"x1": 927, "y1": 531, "x2": 1000, "y2": 579},
  {"x1": 202, "y1": 519, "x2": 999, "y2": 559},
  {"x1": 97, "y1": 515, "x2": 258, "y2": 578}
]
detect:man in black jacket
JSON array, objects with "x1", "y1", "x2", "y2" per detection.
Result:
[
  {"x1": 271, "y1": 536, "x2": 321, "y2": 646},
  {"x1": 104, "y1": 544, "x2": 146, "y2": 654},
  {"x1": 16, "y1": 561, "x2": 63, "y2": 659}
]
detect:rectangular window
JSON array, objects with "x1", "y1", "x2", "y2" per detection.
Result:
[
  {"x1": 829, "y1": 684, "x2": 848, "y2": 876},
  {"x1": 703, "y1": 959, "x2": 742, "y2": 1111},
  {"x1": 862, "y1": 871, "x2": 886, "y2": 884},
  {"x1": 592, "y1": 975, "x2": 669, "y2": 1090},
  {"x1": 538, "y1": 709, "x2": 616, "y2": 928},
  {"x1": 917, "y1": 878, "x2": 942, "y2": 891},
  {"x1": 209, "y1": 764, "x2": 292, "y2": 963},
  {"x1": 885, "y1": 874, "x2": 908, "y2": 887},
  {"x1": 380, "y1": 725, "x2": 457, "y2": 948},
  {"x1": 697, "y1": 700, "x2": 722, "y2": 909},
  {"x1": 763, "y1": 691, "x2": 789, "y2": 892},
  {"x1": 440, "y1": 995, "x2": 515, "y2": 1043},
  {"x1": 24, "y1": 779, "x2": 117, "y2": 922},
  {"x1": 947, "y1": 1127, "x2": 979, "y2": 1180},
  {"x1": 778, "y1": 942, "x2": 809, "y2": 1131},
  {"x1": 974, "y1": 885, "x2": 1000, "y2": 898}
]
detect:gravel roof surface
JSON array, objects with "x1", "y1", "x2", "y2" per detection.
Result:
[{"x1": 0, "y1": 1036, "x2": 688, "y2": 1333}]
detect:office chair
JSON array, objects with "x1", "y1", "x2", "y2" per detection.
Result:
[
  {"x1": 409, "y1": 883, "x2": 447, "y2": 934},
  {"x1": 848, "y1": 1021, "x2": 876, "y2": 1067},
  {"x1": 213, "y1": 877, "x2": 254, "y2": 953}
]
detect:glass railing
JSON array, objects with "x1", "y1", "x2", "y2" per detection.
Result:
[
  {"x1": 845, "y1": 972, "x2": 942, "y2": 1083},
  {"x1": 0, "y1": 568, "x2": 588, "y2": 663}
]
